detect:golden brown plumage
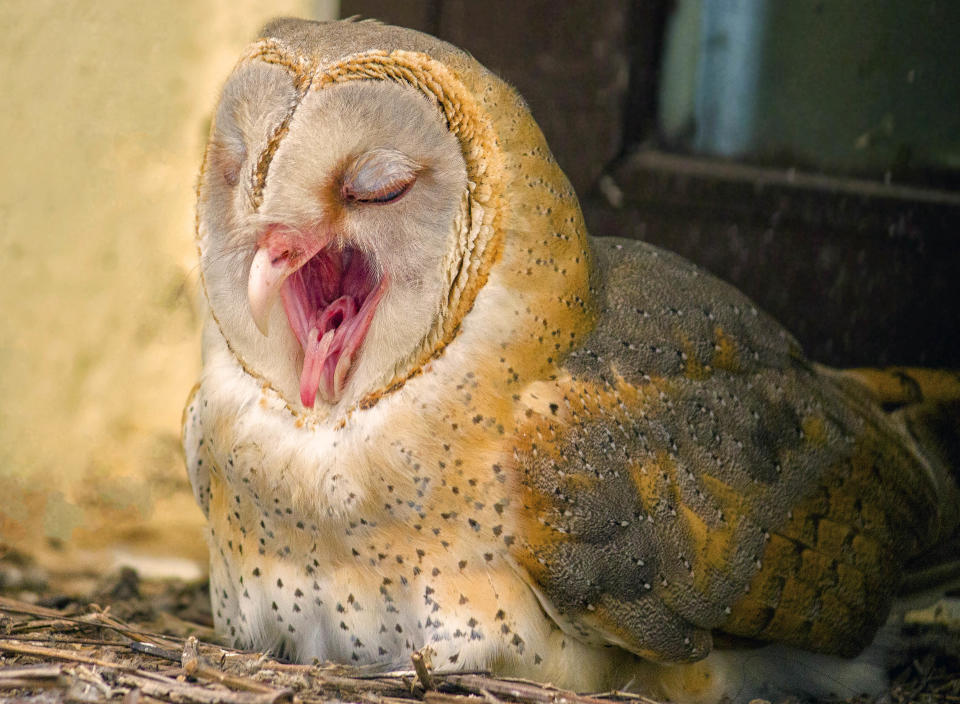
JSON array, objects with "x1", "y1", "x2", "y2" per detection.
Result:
[{"x1": 185, "y1": 17, "x2": 959, "y2": 702}]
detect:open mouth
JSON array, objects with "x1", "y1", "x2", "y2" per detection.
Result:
[
  {"x1": 283, "y1": 246, "x2": 385, "y2": 407},
  {"x1": 248, "y1": 229, "x2": 386, "y2": 408}
]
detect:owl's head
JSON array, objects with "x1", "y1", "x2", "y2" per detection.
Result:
[{"x1": 197, "y1": 18, "x2": 588, "y2": 416}]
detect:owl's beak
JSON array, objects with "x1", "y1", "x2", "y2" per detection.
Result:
[
  {"x1": 248, "y1": 224, "x2": 385, "y2": 408},
  {"x1": 248, "y1": 228, "x2": 328, "y2": 335},
  {"x1": 248, "y1": 247, "x2": 285, "y2": 335}
]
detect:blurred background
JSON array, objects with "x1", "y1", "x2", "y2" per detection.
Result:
[
  {"x1": 2, "y1": 1, "x2": 958, "y2": 584},
  {"x1": 0, "y1": 0, "x2": 336, "y2": 582}
]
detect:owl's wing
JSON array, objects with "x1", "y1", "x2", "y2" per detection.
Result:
[
  {"x1": 511, "y1": 237, "x2": 942, "y2": 664},
  {"x1": 182, "y1": 383, "x2": 212, "y2": 519}
]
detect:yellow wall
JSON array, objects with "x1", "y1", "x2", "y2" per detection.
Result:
[{"x1": 0, "y1": 1, "x2": 334, "y2": 577}]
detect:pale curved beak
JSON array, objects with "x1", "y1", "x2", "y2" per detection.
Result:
[
  {"x1": 248, "y1": 247, "x2": 288, "y2": 335},
  {"x1": 247, "y1": 228, "x2": 328, "y2": 336}
]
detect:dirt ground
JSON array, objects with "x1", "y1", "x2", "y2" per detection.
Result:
[{"x1": 1, "y1": 549, "x2": 958, "y2": 704}]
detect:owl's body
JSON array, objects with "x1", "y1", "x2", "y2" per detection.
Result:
[{"x1": 186, "y1": 18, "x2": 959, "y2": 702}]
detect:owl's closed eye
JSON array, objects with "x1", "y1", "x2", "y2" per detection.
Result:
[{"x1": 185, "y1": 17, "x2": 960, "y2": 704}]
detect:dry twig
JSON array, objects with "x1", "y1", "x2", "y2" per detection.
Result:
[{"x1": 2, "y1": 586, "x2": 958, "y2": 704}]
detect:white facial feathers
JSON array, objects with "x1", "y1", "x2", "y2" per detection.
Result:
[{"x1": 198, "y1": 72, "x2": 468, "y2": 413}]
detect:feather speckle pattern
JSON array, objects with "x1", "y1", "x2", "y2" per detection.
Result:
[{"x1": 186, "y1": 18, "x2": 960, "y2": 703}]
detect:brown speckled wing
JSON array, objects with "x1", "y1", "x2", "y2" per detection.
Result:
[{"x1": 512, "y1": 237, "x2": 941, "y2": 663}]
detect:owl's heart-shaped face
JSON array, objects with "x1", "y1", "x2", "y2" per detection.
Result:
[
  {"x1": 188, "y1": 21, "x2": 960, "y2": 704},
  {"x1": 199, "y1": 66, "x2": 467, "y2": 411}
]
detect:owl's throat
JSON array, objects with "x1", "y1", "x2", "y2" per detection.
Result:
[{"x1": 279, "y1": 245, "x2": 386, "y2": 408}]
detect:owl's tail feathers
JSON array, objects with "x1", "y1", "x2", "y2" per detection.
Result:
[
  {"x1": 838, "y1": 367, "x2": 960, "y2": 515},
  {"x1": 851, "y1": 367, "x2": 960, "y2": 593},
  {"x1": 833, "y1": 367, "x2": 960, "y2": 624},
  {"x1": 841, "y1": 367, "x2": 960, "y2": 411},
  {"x1": 837, "y1": 366, "x2": 960, "y2": 541},
  {"x1": 894, "y1": 397, "x2": 960, "y2": 545}
]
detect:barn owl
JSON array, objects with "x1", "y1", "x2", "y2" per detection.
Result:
[{"x1": 184, "y1": 17, "x2": 960, "y2": 703}]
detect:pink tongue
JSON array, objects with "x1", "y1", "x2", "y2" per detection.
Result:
[
  {"x1": 300, "y1": 327, "x2": 335, "y2": 408},
  {"x1": 299, "y1": 296, "x2": 357, "y2": 408},
  {"x1": 295, "y1": 276, "x2": 387, "y2": 409}
]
